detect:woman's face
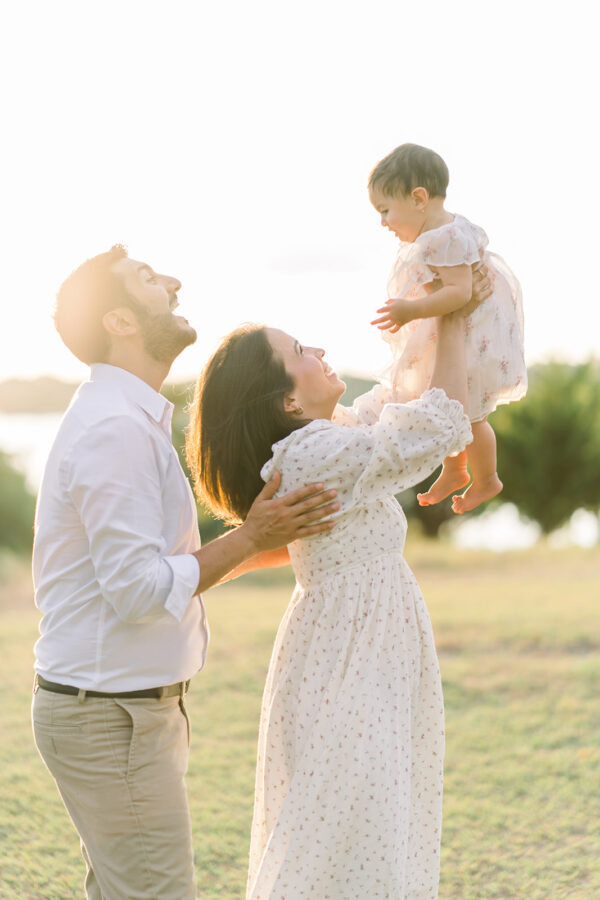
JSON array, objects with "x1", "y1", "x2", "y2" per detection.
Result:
[{"x1": 266, "y1": 328, "x2": 345, "y2": 420}]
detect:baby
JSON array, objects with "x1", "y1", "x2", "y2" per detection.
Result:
[{"x1": 369, "y1": 143, "x2": 527, "y2": 513}]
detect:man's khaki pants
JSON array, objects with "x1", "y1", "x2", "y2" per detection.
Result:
[{"x1": 32, "y1": 687, "x2": 196, "y2": 899}]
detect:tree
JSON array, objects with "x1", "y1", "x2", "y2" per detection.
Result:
[
  {"x1": 493, "y1": 361, "x2": 600, "y2": 534},
  {"x1": 399, "y1": 362, "x2": 600, "y2": 538},
  {"x1": 397, "y1": 476, "x2": 455, "y2": 537},
  {"x1": 0, "y1": 451, "x2": 36, "y2": 553}
]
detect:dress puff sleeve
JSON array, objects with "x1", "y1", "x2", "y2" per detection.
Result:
[
  {"x1": 262, "y1": 388, "x2": 472, "y2": 506},
  {"x1": 388, "y1": 216, "x2": 487, "y2": 299},
  {"x1": 332, "y1": 383, "x2": 396, "y2": 427},
  {"x1": 351, "y1": 388, "x2": 472, "y2": 502}
]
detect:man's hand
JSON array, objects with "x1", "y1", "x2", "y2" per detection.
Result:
[
  {"x1": 242, "y1": 471, "x2": 339, "y2": 553},
  {"x1": 371, "y1": 297, "x2": 416, "y2": 333}
]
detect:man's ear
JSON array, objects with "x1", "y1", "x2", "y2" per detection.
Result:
[
  {"x1": 411, "y1": 187, "x2": 429, "y2": 211},
  {"x1": 102, "y1": 307, "x2": 138, "y2": 337}
]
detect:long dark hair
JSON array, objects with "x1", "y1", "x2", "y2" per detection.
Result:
[{"x1": 186, "y1": 324, "x2": 308, "y2": 525}]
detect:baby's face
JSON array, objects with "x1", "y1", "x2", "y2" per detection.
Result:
[{"x1": 369, "y1": 186, "x2": 423, "y2": 242}]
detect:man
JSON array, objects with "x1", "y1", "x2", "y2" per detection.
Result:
[{"x1": 32, "y1": 245, "x2": 338, "y2": 899}]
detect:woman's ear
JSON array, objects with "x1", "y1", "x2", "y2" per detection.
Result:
[
  {"x1": 284, "y1": 394, "x2": 303, "y2": 416},
  {"x1": 102, "y1": 307, "x2": 138, "y2": 337}
]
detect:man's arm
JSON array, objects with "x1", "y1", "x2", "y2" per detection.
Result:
[
  {"x1": 192, "y1": 473, "x2": 337, "y2": 594},
  {"x1": 215, "y1": 547, "x2": 290, "y2": 586}
]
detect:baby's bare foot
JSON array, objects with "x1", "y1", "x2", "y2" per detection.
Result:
[
  {"x1": 452, "y1": 475, "x2": 503, "y2": 514},
  {"x1": 417, "y1": 467, "x2": 470, "y2": 507}
]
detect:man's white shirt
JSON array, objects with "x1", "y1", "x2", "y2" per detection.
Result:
[{"x1": 33, "y1": 364, "x2": 208, "y2": 691}]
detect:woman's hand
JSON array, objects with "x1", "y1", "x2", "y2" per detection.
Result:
[
  {"x1": 426, "y1": 263, "x2": 492, "y2": 316},
  {"x1": 461, "y1": 264, "x2": 492, "y2": 315},
  {"x1": 242, "y1": 472, "x2": 339, "y2": 552}
]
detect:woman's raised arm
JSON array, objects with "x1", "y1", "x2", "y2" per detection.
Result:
[{"x1": 429, "y1": 313, "x2": 468, "y2": 408}]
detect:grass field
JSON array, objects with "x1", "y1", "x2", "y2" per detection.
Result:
[{"x1": 1, "y1": 541, "x2": 599, "y2": 899}]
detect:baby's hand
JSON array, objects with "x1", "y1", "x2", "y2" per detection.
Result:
[{"x1": 371, "y1": 297, "x2": 416, "y2": 332}]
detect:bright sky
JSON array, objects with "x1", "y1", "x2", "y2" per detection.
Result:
[{"x1": 2, "y1": 0, "x2": 598, "y2": 386}]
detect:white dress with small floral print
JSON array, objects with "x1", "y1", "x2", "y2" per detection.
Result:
[
  {"x1": 384, "y1": 214, "x2": 527, "y2": 422},
  {"x1": 246, "y1": 387, "x2": 472, "y2": 900}
]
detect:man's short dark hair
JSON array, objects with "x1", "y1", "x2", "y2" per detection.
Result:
[
  {"x1": 368, "y1": 143, "x2": 449, "y2": 199},
  {"x1": 54, "y1": 245, "x2": 130, "y2": 365}
]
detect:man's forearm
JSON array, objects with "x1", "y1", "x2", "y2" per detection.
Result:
[
  {"x1": 216, "y1": 547, "x2": 291, "y2": 585},
  {"x1": 189, "y1": 475, "x2": 339, "y2": 595},
  {"x1": 192, "y1": 524, "x2": 259, "y2": 595}
]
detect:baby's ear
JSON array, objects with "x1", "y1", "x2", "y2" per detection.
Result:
[{"x1": 411, "y1": 186, "x2": 429, "y2": 210}]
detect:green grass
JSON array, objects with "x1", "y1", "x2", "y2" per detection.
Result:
[{"x1": 0, "y1": 542, "x2": 599, "y2": 899}]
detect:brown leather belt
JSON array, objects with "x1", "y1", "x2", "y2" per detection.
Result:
[{"x1": 35, "y1": 673, "x2": 189, "y2": 699}]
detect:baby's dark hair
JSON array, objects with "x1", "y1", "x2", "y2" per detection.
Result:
[{"x1": 368, "y1": 143, "x2": 449, "y2": 199}]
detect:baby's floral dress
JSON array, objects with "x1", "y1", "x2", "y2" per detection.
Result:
[
  {"x1": 247, "y1": 387, "x2": 472, "y2": 900},
  {"x1": 384, "y1": 215, "x2": 527, "y2": 422}
]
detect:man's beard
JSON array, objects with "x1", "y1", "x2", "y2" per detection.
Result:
[{"x1": 137, "y1": 309, "x2": 197, "y2": 365}]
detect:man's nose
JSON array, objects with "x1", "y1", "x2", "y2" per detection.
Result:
[{"x1": 164, "y1": 274, "x2": 182, "y2": 292}]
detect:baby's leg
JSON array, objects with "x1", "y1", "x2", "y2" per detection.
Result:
[
  {"x1": 417, "y1": 450, "x2": 470, "y2": 507},
  {"x1": 452, "y1": 419, "x2": 503, "y2": 514}
]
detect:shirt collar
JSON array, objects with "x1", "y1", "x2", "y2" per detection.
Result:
[{"x1": 89, "y1": 364, "x2": 174, "y2": 433}]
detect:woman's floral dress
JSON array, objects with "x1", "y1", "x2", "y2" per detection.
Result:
[
  {"x1": 384, "y1": 215, "x2": 527, "y2": 422},
  {"x1": 247, "y1": 387, "x2": 472, "y2": 900}
]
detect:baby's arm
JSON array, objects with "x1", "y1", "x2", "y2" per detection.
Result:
[{"x1": 372, "y1": 263, "x2": 473, "y2": 332}]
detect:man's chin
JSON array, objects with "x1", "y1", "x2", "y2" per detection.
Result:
[
  {"x1": 172, "y1": 325, "x2": 197, "y2": 359},
  {"x1": 180, "y1": 323, "x2": 197, "y2": 345}
]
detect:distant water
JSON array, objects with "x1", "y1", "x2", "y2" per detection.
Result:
[
  {"x1": 0, "y1": 412, "x2": 64, "y2": 490},
  {"x1": 0, "y1": 412, "x2": 596, "y2": 549}
]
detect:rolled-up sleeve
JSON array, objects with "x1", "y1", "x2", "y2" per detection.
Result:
[
  {"x1": 164, "y1": 553, "x2": 200, "y2": 621},
  {"x1": 64, "y1": 415, "x2": 199, "y2": 623}
]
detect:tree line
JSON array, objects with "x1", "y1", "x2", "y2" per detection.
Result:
[{"x1": 1, "y1": 361, "x2": 599, "y2": 554}]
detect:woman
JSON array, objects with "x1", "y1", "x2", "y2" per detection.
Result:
[{"x1": 187, "y1": 312, "x2": 473, "y2": 899}]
